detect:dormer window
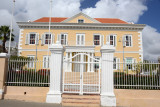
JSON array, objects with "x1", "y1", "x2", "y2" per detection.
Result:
[{"x1": 78, "y1": 19, "x2": 84, "y2": 23}]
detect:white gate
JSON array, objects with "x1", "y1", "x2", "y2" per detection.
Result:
[{"x1": 63, "y1": 53, "x2": 101, "y2": 94}]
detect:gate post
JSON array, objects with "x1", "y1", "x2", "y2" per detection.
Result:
[
  {"x1": 46, "y1": 41, "x2": 64, "y2": 103},
  {"x1": 0, "y1": 53, "x2": 9, "y2": 99},
  {"x1": 100, "y1": 43, "x2": 116, "y2": 107}
]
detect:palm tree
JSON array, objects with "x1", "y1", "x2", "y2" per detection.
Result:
[{"x1": 0, "y1": 26, "x2": 14, "y2": 53}]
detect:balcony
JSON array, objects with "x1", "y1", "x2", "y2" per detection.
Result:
[{"x1": 62, "y1": 40, "x2": 103, "y2": 47}]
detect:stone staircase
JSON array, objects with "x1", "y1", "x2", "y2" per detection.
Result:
[{"x1": 62, "y1": 94, "x2": 100, "y2": 107}]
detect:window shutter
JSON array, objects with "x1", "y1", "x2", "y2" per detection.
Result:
[
  {"x1": 130, "y1": 36, "x2": 132, "y2": 46},
  {"x1": 25, "y1": 33, "x2": 29, "y2": 45},
  {"x1": 36, "y1": 33, "x2": 39, "y2": 45},
  {"x1": 132, "y1": 58, "x2": 137, "y2": 70},
  {"x1": 101, "y1": 35, "x2": 104, "y2": 46},
  {"x1": 116, "y1": 58, "x2": 120, "y2": 70},
  {"x1": 58, "y1": 34, "x2": 61, "y2": 43},
  {"x1": 106, "y1": 35, "x2": 110, "y2": 44},
  {"x1": 114, "y1": 35, "x2": 116, "y2": 47},
  {"x1": 41, "y1": 34, "x2": 45, "y2": 45},
  {"x1": 122, "y1": 35, "x2": 126, "y2": 47},
  {"x1": 51, "y1": 34, "x2": 54, "y2": 44}
]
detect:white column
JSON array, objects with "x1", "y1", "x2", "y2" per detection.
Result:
[
  {"x1": 69, "y1": 52, "x2": 72, "y2": 72},
  {"x1": 87, "y1": 53, "x2": 90, "y2": 72},
  {"x1": 46, "y1": 41, "x2": 64, "y2": 104},
  {"x1": 66, "y1": 52, "x2": 69, "y2": 72},
  {"x1": 100, "y1": 42, "x2": 116, "y2": 107},
  {"x1": 91, "y1": 53, "x2": 94, "y2": 72}
]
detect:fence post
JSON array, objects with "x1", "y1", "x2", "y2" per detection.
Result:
[
  {"x1": 100, "y1": 43, "x2": 116, "y2": 107},
  {"x1": 0, "y1": 53, "x2": 9, "y2": 99},
  {"x1": 46, "y1": 41, "x2": 64, "y2": 103}
]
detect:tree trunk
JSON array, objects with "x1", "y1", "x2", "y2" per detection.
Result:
[{"x1": 2, "y1": 39, "x2": 6, "y2": 53}]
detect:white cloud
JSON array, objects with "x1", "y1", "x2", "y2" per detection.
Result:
[
  {"x1": 143, "y1": 25, "x2": 160, "y2": 61},
  {"x1": 82, "y1": 0, "x2": 147, "y2": 23}
]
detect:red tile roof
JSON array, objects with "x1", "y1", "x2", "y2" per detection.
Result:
[
  {"x1": 95, "y1": 18, "x2": 128, "y2": 24},
  {"x1": 33, "y1": 17, "x2": 128, "y2": 24},
  {"x1": 34, "y1": 17, "x2": 67, "y2": 23}
]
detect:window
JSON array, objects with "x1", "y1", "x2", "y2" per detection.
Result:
[
  {"x1": 43, "y1": 56, "x2": 50, "y2": 68},
  {"x1": 28, "y1": 56, "x2": 35, "y2": 68},
  {"x1": 29, "y1": 34, "x2": 36, "y2": 44},
  {"x1": 113, "y1": 57, "x2": 120, "y2": 70},
  {"x1": 45, "y1": 34, "x2": 51, "y2": 44},
  {"x1": 125, "y1": 58, "x2": 132, "y2": 70},
  {"x1": 25, "y1": 33, "x2": 39, "y2": 45},
  {"x1": 109, "y1": 35, "x2": 116, "y2": 46},
  {"x1": 78, "y1": 19, "x2": 84, "y2": 23},
  {"x1": 76, "y1": 34, "x2": 85, "y2": 45},
  {"x1": 94, "y1": 35, "x2": 100, "y2": 45},
  {"x1": 60, "y1": 34, "x2": 67, "y2": 45},
  {"x1": 125, "y1": 35, "x2": 132, "y2": 46},
  {"x1": 94, "y1": 57, "x2": 100, "y2": 71},
  {"x1": 113, "y1": 58, "x2": 117, "y2": 69}
]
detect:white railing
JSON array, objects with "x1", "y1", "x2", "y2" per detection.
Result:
[
  {"x1": 6, "y1": 59, "x2": 50, "y2": 87},
  {"x1": 114, "y1": 61, "x2": 160, "y2": 89}
]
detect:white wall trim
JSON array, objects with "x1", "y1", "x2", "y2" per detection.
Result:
[
  {"x1": 138, "y1": 31, "x2": 143, "y2": 61},
  {"x1": 18, "y1": 29, "x2": 24, "y2": 56}
]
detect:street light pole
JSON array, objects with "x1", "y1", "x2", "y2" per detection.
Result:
[
  {"x1": 8, "y1": 0, "x2": 15, "y2": 55},
  {"x1": 119, "y1": 37, "x2": 125, "y2": 72}
]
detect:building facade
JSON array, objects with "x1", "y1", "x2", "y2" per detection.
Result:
[{"x1": 17, "y1": 12, "x2": 145, "y2": 71}]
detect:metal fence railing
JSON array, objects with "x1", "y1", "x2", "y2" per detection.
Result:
[
  {"x1": 6, "y1": 59, "x2": 50, "y2": 87},
  {"x1": 114, "y1": 61, "x2": 160, "y2": 90}
]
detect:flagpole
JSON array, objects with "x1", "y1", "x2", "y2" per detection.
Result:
[
  {"x1": 8, "y1": 0, "x2": 15, "y2": 55},
  {"x1": 47, "y1": 0, "x2": 52, "y2": 68}
]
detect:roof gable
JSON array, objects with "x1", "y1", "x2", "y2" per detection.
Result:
[{"x1": 62, "y1": 12, "x2": 100, "y2": 23}]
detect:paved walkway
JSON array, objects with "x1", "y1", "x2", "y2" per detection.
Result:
[{"x1": 0, "y1": 100, "x2": 62, "y2": 107}]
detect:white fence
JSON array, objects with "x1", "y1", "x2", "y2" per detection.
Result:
[
  {"x1": 6, "y1": 59, "x2": 50, "y2": 87},
  {"x1": 114, "y1": 61, "x2": 160, "y2": 89}
]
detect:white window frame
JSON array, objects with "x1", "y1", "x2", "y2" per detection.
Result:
[
  {"x1": 27, "y1": 55, "x2": 35, "y2": 68},
  {"x1": 43, "y1": 56, "x2": 50, "y2": 68},
  {"x1": 113, "y1": 57, "x2": 117, "y2": 70},
  {"x1": 125, "y1": 35, "x2": 132, "y2": 47},
  {"x1": 125, "y1": 57, "x2": 133, "y2": 70},
  {"x1": 93, "y1": 34, "x2": 101, "y2": 46},
  {"x1": 113, "y1": 57, "x2": 120, "y2": 70},
  {"x1": 44, "y1": 33, "x2": 52, "y2": 45},
  {"x1": 29, "y1": 33, "x2": 36, "y2": 45},
  {"x1": 94, "y1": 57, "x2": 100, "y2": 71},
  {"x1": 109, "y1": 35, "x2": 116, "y2": 47},
  {"x1": 60, "y1": 34, "x2": 68, "y2": 45},
  {"x1": 76, "y1": 34, "x2": 85, "y2": 46},
  {"x1": 78, "y1": 19, "x2": 84, "y2": 23}
]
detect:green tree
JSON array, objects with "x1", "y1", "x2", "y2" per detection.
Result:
[{"x1": 0, "y1": 25, "x2": 14, "y2": 52}]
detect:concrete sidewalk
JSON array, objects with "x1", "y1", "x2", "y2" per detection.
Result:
[{"x1": 0, "y1": 99, "x2": 62, "y2": 107}]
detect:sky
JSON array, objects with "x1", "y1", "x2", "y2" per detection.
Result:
[{"x1": 0, "y1": 0, "x2": 160, "y2": 61}]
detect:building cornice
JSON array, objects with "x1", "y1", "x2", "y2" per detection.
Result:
[{"x1": 17, "y1": 22, "x2": 146, "y2": 31}]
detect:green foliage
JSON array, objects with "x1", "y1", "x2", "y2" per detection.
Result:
[
  {"x1": 9, "y1": 56, "x2": 34, "y2": 71},
  {"x1": 0, "y1": 25, "x2": 15, "y2": 52}
]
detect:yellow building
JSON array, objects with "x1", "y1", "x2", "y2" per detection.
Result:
[{"x1": 17, "y1": 12, "x2": 145, "y2": 71}]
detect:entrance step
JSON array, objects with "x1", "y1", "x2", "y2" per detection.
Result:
[{"x1": 62, "y1": 94, "x2": 100, "y2": 107}]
